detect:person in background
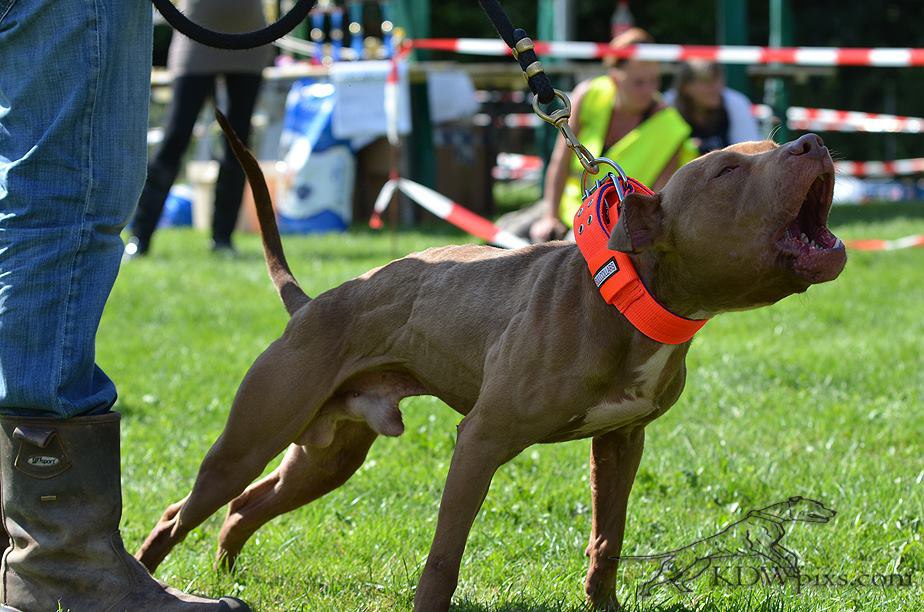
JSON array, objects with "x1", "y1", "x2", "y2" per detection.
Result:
[
  {"x1": 126, "y1": 0, "x2": 272, "y2": 258},
  {"x1": 502, "y1": 28, "x2": 698, "y2": 243},
  {"x1": 0, "y1": 0, "x2": 248, "y2": 608},
  {"x1": 663, "y1": 60, "x2": 762, "y2": 155}
]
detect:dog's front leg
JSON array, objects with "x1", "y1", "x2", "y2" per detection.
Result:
[
  {"x1": 413, "y1": 412, "x2": 528, "y2": 611},
  {"x1": 584, "y1": 426, "x2": 645, "y2": 609}
]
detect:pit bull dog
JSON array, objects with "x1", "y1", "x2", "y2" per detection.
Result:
[{"x1": 136, "y1": 113, "x2": 846, "y2": 610}]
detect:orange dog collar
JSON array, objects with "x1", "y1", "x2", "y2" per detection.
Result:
[{"x1": 574, "y1": 174, "x2": 708, "y2": 344}]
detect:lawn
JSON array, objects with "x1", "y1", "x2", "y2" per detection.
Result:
[{"x1": 101, "y1": 202, "x2": 923, "y2": 611}]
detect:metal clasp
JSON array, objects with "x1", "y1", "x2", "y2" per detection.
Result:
[
  {"x1": 533, "y1": 89, "x2": 599, "y2": 175},
  {"x1": 580, "y1": 157, "x2": 630, "y2": 202},
  {"x1": 533, "y1": 90, "x2": 631, "y2": 204}
]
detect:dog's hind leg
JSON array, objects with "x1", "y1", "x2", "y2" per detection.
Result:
[
  {"x1": 216, "y1": 420, "x2": 378, "y2": 570},
  {"x1": 136, "y1": 336, "x2": 341, "y2": 572}
]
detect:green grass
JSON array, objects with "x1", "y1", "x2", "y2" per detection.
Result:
[{"x1": 101, "y1": 203, "x2": 923, "y2": 611}]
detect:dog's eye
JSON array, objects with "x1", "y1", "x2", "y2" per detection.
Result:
[{"x1": 712, "y1": 165, "x2": 739, "y2": 179}]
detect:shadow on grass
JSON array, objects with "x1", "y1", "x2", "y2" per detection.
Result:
[
  {"x1": 449, "y1": 597, "x2": 697, "y2": 612},
  {"x1": 828, "y1": 201, "x2": 924, "y2": 227},
  {"x1": 451, "y1": 591, "x2": 792, "y2": 612},
  {"x1": 450, "y1": 597, "x2": 582, "y2": 612}
]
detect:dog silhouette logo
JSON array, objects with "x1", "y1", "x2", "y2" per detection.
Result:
[{"x1": 616, "y1": 496, "x2": 835, "y2": 596}]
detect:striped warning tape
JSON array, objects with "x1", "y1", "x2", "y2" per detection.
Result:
[
  {"x1": 492, "y1": 153, "x2": 543, "y2": 180},
  {"x1": 846, "y1": 235, "x2": 924, "y2": 251},
  {"x1": 748, "y1": 105, "x2": 924, "y2": 134},
  {"x1": 786, "y1": 107, "x2": 924, "y2": 134},
  {"x1": 370, "y1": 174, "x2": 922, "y2": 252},
  {"x1": 409, "y1": 39, "x2": 924, "y2": 67},
  {"x1": 836, "y1": 158, "x2": 924, "y2": 177},
  {"x1": 491, "y1": 151, "x2": 924, "y2": 179},
  {"x1": 473, "y1": 103, "x2": 924, "y2": 135},
  {"x1": 369, "y1": 177, "x2": 529, "y2": 250}
]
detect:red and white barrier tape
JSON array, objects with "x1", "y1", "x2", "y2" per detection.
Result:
[
  {"x1": 493, "y1": 151, "x2": 924, "y2": 179},
  {"x1": 836, "y1": 158, "x2": 924, "y2": 177},
  {"x1": 409, "y1": 39, "x2": 924, "y2": 67},
  {"x1": 787, "y1": 107, "x2": 924, "y2": 133},
  {"x1": 750, "y1": 105, "x2": 924, "y2": 134},
  {"x1": 369, "y1": 177, "x2": 923, "y2": 252},
  {"x1": 473, "y1": 103, "x2": 924, "y2": 135},
  {"x1": 369, "y1": 178, "x2": 530, "y2": 249},
  {"x1": 369, "y1": 173, "x2": 922, "y2": 253},
  {"x1": 846, "y1": 235, "x2": 924, "y2": 251},
  {"x1": 492, "y1": 153, "x2": 543, "y2": 181},
  {"x1": 384, "y1": 56, "x2": 402, "y2": 147}
]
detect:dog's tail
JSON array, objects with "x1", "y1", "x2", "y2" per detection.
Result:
[{"x1": 215, "y1": 109, "x2": 310, "y2": 316}]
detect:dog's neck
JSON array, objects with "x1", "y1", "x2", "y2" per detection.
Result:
[{"x1": 630, "y1": 250, "x2": 714, "y2": 321}]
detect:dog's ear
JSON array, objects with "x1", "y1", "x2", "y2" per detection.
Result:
[{"x1": 607, "y1": 192, "x2": 665, "y2": 253}]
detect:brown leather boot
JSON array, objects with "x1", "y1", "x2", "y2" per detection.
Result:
[{"x1": 0, "y1": 413, "x2": 249, "y2": 611}]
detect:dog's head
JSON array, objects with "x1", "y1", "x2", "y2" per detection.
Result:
[{"x1": 609, "y1": 134, "x2": 846, "y2": 315}]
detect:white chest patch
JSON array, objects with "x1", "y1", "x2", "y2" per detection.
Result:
[{"x1": 576, "y1": 344, "x2": 676, "y2": 434}]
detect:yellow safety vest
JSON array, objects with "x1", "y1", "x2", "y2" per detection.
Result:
[{"x1": 560, "y1": 75, "x2": 698, "y2": 225}]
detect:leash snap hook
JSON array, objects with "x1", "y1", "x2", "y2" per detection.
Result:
[{"x1": 533, "y1": 90, "x2": 599, "y2": 175}]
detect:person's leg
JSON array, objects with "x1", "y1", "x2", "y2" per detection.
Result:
[
  {"x1": 129, "y1": 75, "x2": 214, "y2": 253},
  {"x1": 211, "y1": 73, "x2": 263, "y2": 249},
  {"x1": 0, "y1": 0, "x2": 153, "y2": 419},
  {"x1": 0, "y1": 1, "x2": 245, "y2": 608}
]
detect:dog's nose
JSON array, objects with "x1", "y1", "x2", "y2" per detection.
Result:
[{"x1": 787, "y1": 133, "x2": 826, "y2": 158}]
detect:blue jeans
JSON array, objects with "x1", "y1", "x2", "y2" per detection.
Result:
[{"x1": 0, "y1": 0, "x2": 152, "y2": 418}]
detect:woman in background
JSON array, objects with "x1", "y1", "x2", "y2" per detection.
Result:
[
  {"x1": 663, "y1": 60, "x2": 762, "y2": 155},
  {"x1": 502, "y1": 28, "x2": 698, "y2": 243}
]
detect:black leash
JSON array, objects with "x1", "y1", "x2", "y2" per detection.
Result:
[
  {"x1": 151, "y1": 0, "x2": 312, "y2": 50},
  {"x1": 477, "y1": 1, "x2": 604, "y2": 175},
  {"x1": 476, "y1": 0, "x2": 555, "y2": 105}
]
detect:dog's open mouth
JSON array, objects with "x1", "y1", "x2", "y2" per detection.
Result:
[{"x1": 775, "y1": 172, "x2": 846, "y2": 283}]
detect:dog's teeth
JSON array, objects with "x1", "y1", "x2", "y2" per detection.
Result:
[{"x1": 800, "y1": 233, "x2": 809, "y2": 244}]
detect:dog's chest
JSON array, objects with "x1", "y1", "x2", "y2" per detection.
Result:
[{"x1": 576, "y1": 345, "x2": 676, "y2": 435}]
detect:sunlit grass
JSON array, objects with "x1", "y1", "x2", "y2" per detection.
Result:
[{"x1": 100, "y1": 203, "x2": 923, "y2": 611}]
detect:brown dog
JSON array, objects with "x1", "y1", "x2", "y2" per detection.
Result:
[{"x1": 136, "y1": 114, "x2": 846, "y2": 610}]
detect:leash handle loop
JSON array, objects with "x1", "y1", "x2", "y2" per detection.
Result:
[{"x1": 151, "y1": 0, "x2": 313, "y2": 50}]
